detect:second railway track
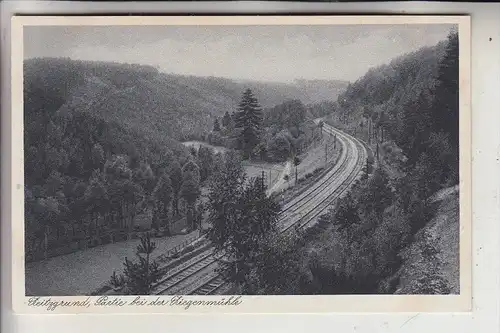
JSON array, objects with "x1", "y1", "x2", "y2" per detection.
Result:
[{"x1": 152, "y1": 123, "x2": 368, "y2": 296}]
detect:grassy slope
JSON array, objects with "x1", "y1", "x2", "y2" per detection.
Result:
[
  {"x1": 181, "y1": 141, "x2": 285, "y2": 189},
  {"x1": 274, "y1": 133, "x2": 342, "y2": 202},
  {"x1": 295, "y1": 132, "x2": 339, "y2": 180},
  {"x1": 242, "y1": 162, "x2": 285, "y2": 189}
]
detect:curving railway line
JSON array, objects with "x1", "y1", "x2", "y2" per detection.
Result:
[{"x1": 151, "y1": 122, "x2": 368, "y2": 296}]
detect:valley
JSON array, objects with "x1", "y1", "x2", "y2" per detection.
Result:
[{"x1": 24, "y1": 28, "x2": 460, "y2": 297}]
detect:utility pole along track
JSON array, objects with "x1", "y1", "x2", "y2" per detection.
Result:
[{"x1": 152, "y1": 123, "x2": 368, "y2": 296}]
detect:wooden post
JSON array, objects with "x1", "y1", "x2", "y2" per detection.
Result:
[
  {"x1": 368, "y1": 118, "x2": 371, "y2": 145},
  {"x1": 44, "y1": 227, "x2": 48, "y2": 260},
  {"x1": 261, "y1": 170, "x2": 265, "y2": 191},
  {"x1": 325, "y1": 143, "x2": 328, "y2": 167}
]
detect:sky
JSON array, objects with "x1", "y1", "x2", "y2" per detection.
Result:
[{"x1": 24, "y1": 24, "x2": 455, "y2": 83}]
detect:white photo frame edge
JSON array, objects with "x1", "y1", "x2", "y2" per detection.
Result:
[{"x1": 1, "y1": 2, "x2": 498, "y2": 332}]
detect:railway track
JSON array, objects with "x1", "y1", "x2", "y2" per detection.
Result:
[
  {"x1": 151, "y1": 123, "x2": 367, "y2": 296},
  {"x1": 278, "y1": 128, "x2": 351, "y2": 219},
  {"x1": 281, "y1": 126, "x2": 366, "y2": 232},
  {"x1": 153, "y1": 249, "x2": 215, "y2": 294}
]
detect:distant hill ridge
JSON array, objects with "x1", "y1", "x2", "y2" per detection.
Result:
[{"x1": 24, "y1": 57, "x2": 349, "y2": 142}]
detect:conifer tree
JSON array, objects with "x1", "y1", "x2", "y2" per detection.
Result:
[
  {"x1": 222, "y1": 111, "x2": 231, "y2": 128},
  {"x1": 110, "y1": 232, "x2": 161, "y2": 295},
  {"x1": 431, "y1": 31, "x2": 459, "y2": 181},
  {"x1": 234, "y1": 89, "x2": 263, "y2": 159},
  {"x1": 213, "y1": 118, "x2": 221, "y2": 132}
]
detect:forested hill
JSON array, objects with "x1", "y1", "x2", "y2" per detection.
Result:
[
  {"x1": 328, "y1": 38, "x2": 458, "y2": 176},
  {"x1": 24, "y1": 58, "x2": 348, "y2": 142},
  {"x1": 334, "y1": 40, "x2": 447, "y2": 124}
]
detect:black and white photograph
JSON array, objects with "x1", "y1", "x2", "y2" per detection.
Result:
[{"x1": 12, "y1": 15, "x2": 471, "y2": 312}]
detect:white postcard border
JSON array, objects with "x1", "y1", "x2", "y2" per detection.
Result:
[{"x1": 10, "y1": 14, "x2": 472, "y2": 314}]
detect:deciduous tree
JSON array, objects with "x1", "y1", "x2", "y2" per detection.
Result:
[
  {"x1": 293, "y1": 156, "x2": 301, "y2": 185},
  {"x1": 168, "y1": 160, "x2": 183, "y2": 216},
  {"x1": 181, "y1": 160, "x2": 201, "y2": 230},
  {"x1": 152, "y1": 173, "x2": 173, "y2": 232}
]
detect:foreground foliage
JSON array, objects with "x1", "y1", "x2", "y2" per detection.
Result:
[
  {"x1": 206, "y1": 150, "x2": 282, "y2": 286},
  {"x1": 109, "y1": 232, "x2": 162, "y2": 295}
]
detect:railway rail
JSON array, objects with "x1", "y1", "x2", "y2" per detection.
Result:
[{"x1": 150, "y1": 123, "x2": 368, "y2": 296}]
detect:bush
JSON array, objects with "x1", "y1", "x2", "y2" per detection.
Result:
[
  {"x1": 109, "y1": 271, "x2": 126, "y2": 291},
  {"x1": 109, "y1": 232, "x2": 162, "y2": 295},
  {"x1": 243, "y1": 232, "x2": 305, "y2": 295},
  {"x1": 267, "y1": 132, "x2": 292, "y2": 162}
]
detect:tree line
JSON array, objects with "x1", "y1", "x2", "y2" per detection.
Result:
[
  {"x1": 24, "y1": 103, "x2": 219, "y2": 259},
  {"x1": 208, "y1": 90, "x2": 324, "y2": 163}
]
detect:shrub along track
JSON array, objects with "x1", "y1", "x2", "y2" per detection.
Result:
[{"x1": 148, "y1": 123, "x2": 367, "y2": 296}]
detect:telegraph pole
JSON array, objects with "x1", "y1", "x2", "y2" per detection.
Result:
[
  {"x1": 261, "y1": 170, "x2": 265, "y2": 191},
  {"x1": 368, "y1": 118, "x2": 371, "y2": 145},
  {"x1": 324, "y1": 142, "x2": 328, "y2": 166}
]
